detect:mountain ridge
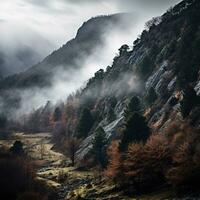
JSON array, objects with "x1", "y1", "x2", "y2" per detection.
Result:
[
  {"x1": 0, "y1": 13, "x2": 131, "y2": 90},
  {"x1": 0, "y1": 13, "x2": 135, "y2": 114}
]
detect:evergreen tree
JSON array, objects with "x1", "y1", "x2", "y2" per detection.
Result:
[
  {"x1": 76, "y1": 108, "x2": 94, "y2": 139},
  {"x1": 180, "y1": 86, "x2": 200, "y2": 118},
  {"x1": 91, "y1": 127, "x2": 107, "y2": 167},
  {"x1": 124, "y1": 96, "x2": 142, "y2": 120},
  {"x1": 120, "y1": 96, "x2": 150, "y2": 152},
  {"x1": 118, "y1": 44, "x2": 129, "y2": 56},
  {"x1": 119, "y1": 113, "x2": 150, "y2": 152}
]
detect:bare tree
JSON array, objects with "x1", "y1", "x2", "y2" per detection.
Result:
[{"x1": 65, "y1": 137, "x2": 81, "y2": 166}]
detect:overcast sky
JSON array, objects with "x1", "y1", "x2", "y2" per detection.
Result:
[{"x1": 0, "y1": 0, "x2": 181, "y2": 51}]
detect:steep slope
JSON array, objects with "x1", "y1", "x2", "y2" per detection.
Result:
[{"x1": 50, "y1": 0, "x2": 200, "y2": 161}]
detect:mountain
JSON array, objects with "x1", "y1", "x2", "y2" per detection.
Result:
[
  {"x1": 47, "y1": 0, "x2": 200, "y2": 161},
  {"x1": 47, "y1": 0, "x2": 200, "y2": 197},
  {"x1": 2, "y1": 0, "x2": 200, "y2": 198},
  {"x1": 0, "y1": 13, "x2": 134, "y2": 114},
  {"x1": 0, "y1": 14, "x2": 129, "y2": 90}
]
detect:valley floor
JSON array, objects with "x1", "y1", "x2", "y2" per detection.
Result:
[{"x1": 1, "y1": 133, "x2": 199, "y2": 200}]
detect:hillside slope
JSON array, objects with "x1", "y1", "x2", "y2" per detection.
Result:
[{"x1": 50, "y1": 0, "x2": 200, "y2": 160}]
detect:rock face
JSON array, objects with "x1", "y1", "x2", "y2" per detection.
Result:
[
  {"x1": 145, "y1": 61, "x2": 169, "y2": 91},
  {"x1": 76, "y1": 101, "x2": 124, "y2": 161}
]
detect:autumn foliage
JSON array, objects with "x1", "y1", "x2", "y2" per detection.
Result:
[
  {"x1": 105, "y1": 121, "x2": 200, "y2": 193},
  {"x1": 105, "y1": 141, "x2": 121, "y2": 182},
  {"x1": 166, "y1": 124, "x2": 200, "y2": 190},
  {"x1": 122, "y1": 134, "x2": 171, "y2": 191}
]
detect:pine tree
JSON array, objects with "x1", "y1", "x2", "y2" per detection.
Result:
[
  {"x1": 119, "y1": 113, "x2": 150, "y2": 152},
  {"x1": 91, "y1": 127, "x2": 107, "y2": 167},
  {"x1": 76, "y1": 108, "x2": 94, "y2": 139},
  {"x1": 118, "y1": 44, "x2": 129, "y2": 56},
  {"x1": 124, "y1": 96, "x2": 142, "y2": 120}
]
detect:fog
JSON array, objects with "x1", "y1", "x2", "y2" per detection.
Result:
[
  {"x1": 13, "y1": 16, "x2": 142, "y2": 116},
  {"x1": 0, "y1": 0, "x2": 181, "y2": 117},
  {"x1": 0, "y1": 0, "x2": 181, "y2": 76},
  {"x1": 0, "y1": 21, "x2": 54, "y2": 77}
]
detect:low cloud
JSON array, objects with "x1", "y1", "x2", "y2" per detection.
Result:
[{"x1": 0, "y1": 0, "x2": 181, "y2": 117}]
